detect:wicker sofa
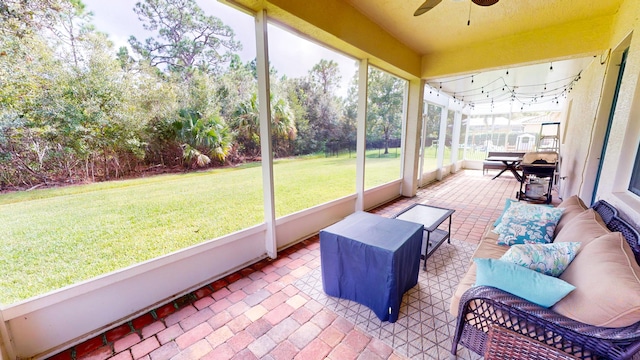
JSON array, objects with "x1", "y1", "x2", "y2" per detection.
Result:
[{"x1": 450, "y1": 197, "x2": 640, "y2": 360}]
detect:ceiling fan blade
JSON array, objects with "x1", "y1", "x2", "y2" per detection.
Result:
[
  {"x1": 471, "y1": 0, "x2": 499, "y2": 6},
  {"x1": 414, "y1": 0, "x2": 442, "y2": 16}
]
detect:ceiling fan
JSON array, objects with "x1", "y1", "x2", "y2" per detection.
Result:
[{"x1": 414, "y1": 0, "x2": 499, "y2": 16}]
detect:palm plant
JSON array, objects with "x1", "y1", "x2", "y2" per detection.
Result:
[
  {"x1": 230, "y1": 92, "x2": 297, "y2": 158},
  {"x1": 176, "y1": 109, "x2": 231, "y2": 168}
]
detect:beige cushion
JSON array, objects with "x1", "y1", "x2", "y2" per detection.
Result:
[
  {"x1": 553, "y1": 232, "x2": 640, "y2": 327},
  {"x1": 554, "y1": 195, "x2": 588, "y2": 236},
  {"x1": 449, "y1": 224, "x2": 510, "y2": 316},
  {"x1": 553, "y1": 209, "x2": 609, "y2": 247}
]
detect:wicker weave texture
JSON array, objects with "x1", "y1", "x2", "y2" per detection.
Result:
[{"x1": 485, "y1": 325, "x2": 578, "y2": 360}]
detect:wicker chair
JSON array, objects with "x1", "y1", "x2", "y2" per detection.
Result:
[
  {"x1": 451, "y1": 200, "x2": 640, "y2": 360},
  {"x1": 485, "y1": 324, "x2": 578, "y2": 360}
]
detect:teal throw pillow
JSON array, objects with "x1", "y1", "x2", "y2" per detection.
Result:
[
  {"x1": 500, "y1": 242, "x2": 581, "y2": 277},
  {"x1": 474, "y1": 258, "x2": 575, "y2": 308},
  {"x1": 493, "y1": 203, "x2": 564, "y2": 245}
]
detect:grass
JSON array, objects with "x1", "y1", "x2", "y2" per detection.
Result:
[{"x1": 0, "y1": 151, "x2": 404, "y2": 305}]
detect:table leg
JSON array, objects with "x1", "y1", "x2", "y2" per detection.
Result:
[
  {"x1": 510, "y1": 167, "x2": 523, "y2": 182},
  {"x1": 491, "y1": 167, "x2": 509, "y2": 180},
  {"x1": 424, "y1": 231, "x2": 430, "y2": 270}
]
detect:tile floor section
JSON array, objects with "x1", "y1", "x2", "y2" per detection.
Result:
[
  {"x1": 48, "y1": 170, "x2": 539, "y2": 360},
  {"x1": 292, "y1": 239, "x2": 481, "y2": 360}
]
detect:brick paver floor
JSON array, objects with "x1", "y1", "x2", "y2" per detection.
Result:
[{"x1": 49, "y1": 170, "x2": 546, "y2": 360}]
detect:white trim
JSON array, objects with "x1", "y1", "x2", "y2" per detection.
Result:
[
  {"x1": 255, "y1": 10, "x2": 277, "y2": 259},
  {"x1": 436, "y1": 106, "x2": 448, "y2": 178},
  {"x1": 451, "y1": 110, "x2": 462, "y2": 165},
  {"x1": 402, "y1": 79, "x2": 424, "y2": 197},
  {"x1": 355, "y1": 59, "x2": 369, "y2": 211}
]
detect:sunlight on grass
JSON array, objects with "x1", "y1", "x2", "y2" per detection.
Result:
[
  {"x1": 1, "y1": 166, "x2": 264, "y2": 304},
  {"x1": 0, "y1": 154, "x2": 403, "y2": 304}
]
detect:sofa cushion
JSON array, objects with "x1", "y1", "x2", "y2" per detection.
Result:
[
  {"x1": 554, "y1": 195, "x2": 588, "y2": 236},
  {"x1": 553, "y1": 208, "x2": 609, "y2": 247},
  {"x1": 474, "y1": 258, "x2": 575, "y2": 308},
  {"x1": 493, "y1": 203, "x2": 564, "y2": 245},
  {"x1": 450, "y1": 224, "x2": 510, "y2": 316},
  {"x1": 553, "y1": 232, "x2": 640, "y2": 327},
  {"x1": 500, "y1": 242, "x2": 581, "y2": 277}
]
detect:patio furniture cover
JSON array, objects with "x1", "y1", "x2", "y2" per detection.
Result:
[{"x1": 320, "y1": 211, "x2": 424, "y2": 322}]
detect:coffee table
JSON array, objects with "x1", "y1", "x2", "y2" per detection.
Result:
[{"x1": 394, "y1": 204, "x2": 455, "y2": 270}]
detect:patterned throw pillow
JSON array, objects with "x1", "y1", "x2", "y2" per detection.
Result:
[
  {"x1": 493, "y1": 202, "x2": 564, "y2": 245},
  {"x1": 500, "y1": 242, "x2": 581, "y2": 277},
  {"x1": 493, "y1": 198, "x2": 552, "y2": 227}
]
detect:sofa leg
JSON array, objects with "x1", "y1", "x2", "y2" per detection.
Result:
[{"x1": 450, "y1": 340, "x2": 458, "y2": 356}]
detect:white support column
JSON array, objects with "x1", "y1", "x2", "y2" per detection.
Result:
[
  {"x1": 401, "y1": 79, "x2": 424, "y2": 197},
  {"x1": 451, "y1": 110, "x2": 462, "y2": 166},
  {"x1": 418, "y1": 111, "x2": 427, "y2": 185},
  {"x1": 255, "y1": 10, "x2": 276, "y2": 259},
  {"x1": 355, "y1": 59, "x2": 368, "y2": 211},
  {"x1": 436, "y1": 106, "x2": 448, "y2": 179}
]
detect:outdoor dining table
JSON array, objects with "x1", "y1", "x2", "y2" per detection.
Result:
[{"x1": 485, "y1": 156, "x2": 523, "y2": 181}]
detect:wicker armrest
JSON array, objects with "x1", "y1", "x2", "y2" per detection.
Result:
[{"x1": 452, "y1": 286, "x2": 640, "y2": 360}]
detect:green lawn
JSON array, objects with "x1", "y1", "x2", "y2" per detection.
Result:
[{"x1": 0, "y1": 151, "x2": 405, "y2": 305}]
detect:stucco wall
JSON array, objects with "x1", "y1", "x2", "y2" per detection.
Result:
[
  {"x1": 563, "y1": 0, "x2": 640, "y2": 226},
  {"x1": 561, "y1": 58, "x2": 607, "y2": 201}
]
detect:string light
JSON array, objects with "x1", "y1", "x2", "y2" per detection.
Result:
[{"x1": 426, "y1": 69, "x2": 583, "y2": 109}]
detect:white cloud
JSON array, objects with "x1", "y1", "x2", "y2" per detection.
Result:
[{"x1": 83, "y1": 0, "x2": 356, "y2": 97}]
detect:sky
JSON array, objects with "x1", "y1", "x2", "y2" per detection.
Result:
[{"x1": 82, "y1": 0, "x2": 358, "y2": 96}]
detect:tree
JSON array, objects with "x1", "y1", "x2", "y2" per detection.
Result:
[
  {"x1": 270, "y1": 95, "x2": 297, "y2": 157},
  {"x1": 128, "y1": 0, "x2": 241, "y2": 79},
  {"x1": 46, "y1": 0, "x2": 95, "y2": 68},
  {"x1": 310, "y1": 59, "x2": 341, "y2": 94},
  {"x1": 230, "y1": 93, "x2": 260, "y2": 158},
  {"x1": 176, "y1": 109, "x2": 231, "y2": 168},
  {"x1": 0, "y1": 0, "x2": 65, "y2": 38},
  {"x1": 282, "y1": 60, "x2": 344, "y2": 155},
  {"x1": 116, "y1": 46, "x2": 136, "y2": 72},
  {"x1": 367, "y1": 68, "x2": 405, "y2": 154}
]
